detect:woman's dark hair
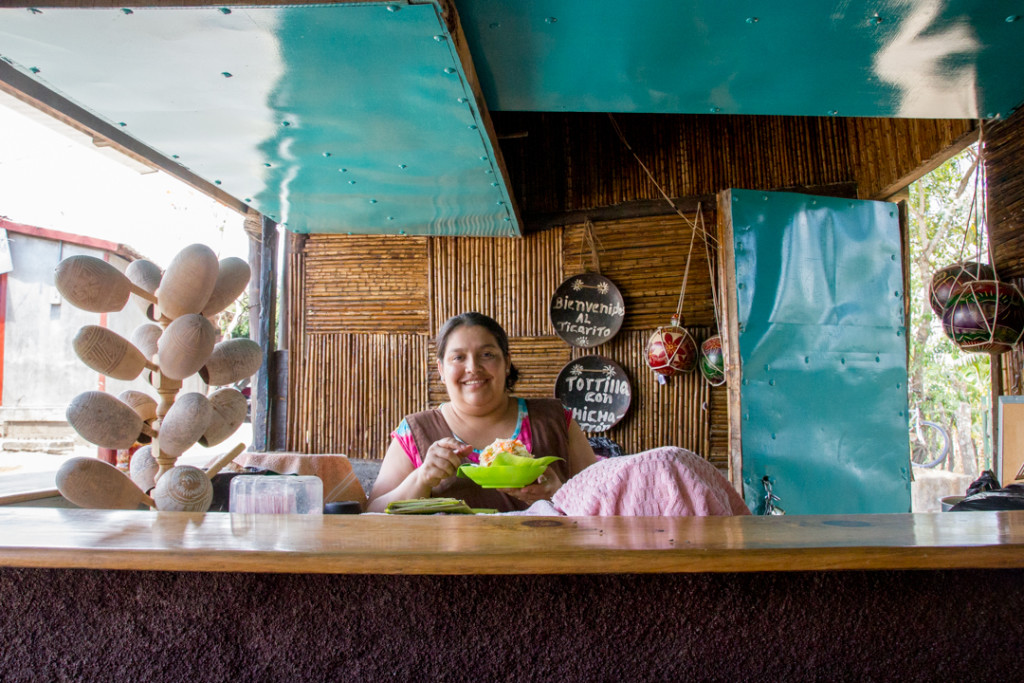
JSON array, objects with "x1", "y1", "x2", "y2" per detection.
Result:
[{"x1": 435, "y1": 312, "x2": 519, "y2": 391}]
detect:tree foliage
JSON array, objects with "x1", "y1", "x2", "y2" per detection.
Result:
[{"x1": 906, "y1": 144, "x2": 989, "y2": 472}]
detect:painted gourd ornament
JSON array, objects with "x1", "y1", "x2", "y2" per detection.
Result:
[
  {"x1": 645, "y1": 316, "x2": 697, "y2": 376},
  {"x1": 941, "y1": 279, "x2": 1024, "y2": 354},
  {"x1": 929, "y1": 261, "x2": 995, "y2": 316},
  {"x1": 699, "y1": 335, "x2": 726, "y2": 386}
]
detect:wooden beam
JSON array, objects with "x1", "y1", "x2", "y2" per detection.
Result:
[
  {"x1": 252, "y1": 215, "x2": 279, "y2": 452},
  {"x1": 717, "y1": 189, "x2": 745, "y2": 497}
]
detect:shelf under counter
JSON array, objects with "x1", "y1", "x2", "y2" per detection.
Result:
[{"x1": 1, "y1": 507, "x2": 1023, "y2": 575}]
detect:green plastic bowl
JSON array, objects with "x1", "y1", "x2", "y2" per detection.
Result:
[{"x1": 457, "y1": 456, "x2": 561, "y2": 489}]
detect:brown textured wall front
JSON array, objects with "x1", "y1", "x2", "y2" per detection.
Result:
[{"x1": 287, "y1": 113, "x2": 973, "y2": 466}]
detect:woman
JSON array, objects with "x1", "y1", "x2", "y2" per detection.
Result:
[{"x1": 366, "y1": 312, "x2": 598, "y2": 512}]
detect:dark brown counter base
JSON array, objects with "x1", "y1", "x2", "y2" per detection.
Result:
[{"x1": 2, "y1": 567, "x2": 1021, "y2": 682}]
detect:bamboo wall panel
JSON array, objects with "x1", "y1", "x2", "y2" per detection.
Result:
[
  {"x1": 563, "y1": 211, "x2": 719, "y2": 331},
  {"x1": 988, "y1": 111, "x2": 1024, "y2": 281},
  {"x1": 301, "y1": 235, "x2": 430, "y2": 333},
  {"x1": 845, "y1": 118, "x2": 977, "y2": 200},
  {"x1": 494, "y1": 112, "x2": 974, "y2": 219},
  {"x1": 288, "y1": 332, "x2": 429, "y2": 457},
  {"x1": 429, "y1": 230, "x2": 563, "y2": 337}
]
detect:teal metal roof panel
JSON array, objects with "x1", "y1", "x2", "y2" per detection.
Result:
[
  {"x1": 0, "y1": 3, "x2": 520, "y2": 237},
  {"x1": 458, "y1": 0, "x2": 1024, "y2": 119}
]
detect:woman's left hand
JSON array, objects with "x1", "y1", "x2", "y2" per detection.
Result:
[{"x1": 500, "y1": 469, "x2": 562, "y2": 505}]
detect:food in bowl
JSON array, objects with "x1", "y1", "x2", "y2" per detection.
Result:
[{"x1": 479, "y1": 438, "x2": 532, "y2": 467}]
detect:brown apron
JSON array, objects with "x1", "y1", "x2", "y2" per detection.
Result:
[{"x1": 405, "y1": 398, "x2": 570, "y2": 511}]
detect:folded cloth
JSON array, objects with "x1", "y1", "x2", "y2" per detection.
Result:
[
  {"x1": 552, "y1": 446, "x2": 750, "y2": 516},
  {"x1": 238, "y1": 452, "x2": 366, "y2": 505}
]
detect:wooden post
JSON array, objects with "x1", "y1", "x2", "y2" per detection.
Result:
[{"x1": 252, "y1": 215, "x2": 279, "y2": 452}]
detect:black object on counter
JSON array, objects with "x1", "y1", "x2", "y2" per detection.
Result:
[{"x1": 324, "y1": 501, "x2": 362, "y2": 515}]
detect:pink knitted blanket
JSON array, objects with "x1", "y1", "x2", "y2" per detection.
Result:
[{"x1": 551, "y1": 446, "x2": 750, "y2": 516}]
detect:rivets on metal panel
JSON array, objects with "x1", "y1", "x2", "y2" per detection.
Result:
[
  {"x1": 710, "y1": 107, "x2": 721, "y2": 113},
  {"x1": 480, "y1": 155, "x2": 489, "y2": 161},
  {"x1": 221, "y1": 72, "x2": 232, "y2": 78},
  {"x1": 841, "y1": 358, "x2": 846, "y2": 365},
  {"x1": 244, "y1": 198, "x2": 251, "y2": 203},
  {"x1": 322, "y1": 152, "x2": 331, "y2": 157},
  {"x1": 29, "y1": 67, "x2": 40, "y2": 74},
  {"x1": 804, "y1": 356, "x2": 810, "y2": 363},
  {"x1": 468, "y1": 124, "x2": 477, "y2": 130},
  {"x1": 433, "y1": 35, "x2": 446, "y2": 42},
  {"x1": 387, "y1": 216, "x2": 395, "y2": 221},
  {"x1": 484, "y1": 169, "x2": 493, "y2": 174},
  {"x1": 219, "y1": 7, "x2": 232, "y2": 14},
  {"x1": 896, "y1": 382, "x2": 901, "y2": 389},
  {"x1": 737, "y1": 283, "x2": 744, "y2": 289},
  {"x1": 398, "y1": 164, "x2": 407, "y2": 169},
  {"x1": 399, "y1": 230, "x2": 406, "y2": 235},
  {"x1": 896, "y1": 330, "x2": 901, "y2": 336},
  {"x1": 172, "y1": 155, "x2": 180, "y2": 159},
  {"x1": 444, "y1": 67, "x2": 456, "y2": 74},
  {"x1": 28, "y1": 8, "x2": 43, "y2": 15},
  {"x1": 875, "y1": 356, "x2": 880, "y2": 363},
  {"x1": 894, "y1": 291, "x2": 900, "y2": 297},
  {"x1": 281, "y1": 121, "x2": 291, "y2": 127},
  {"x1": 891, "y1": 254, "x2": 896, "y2": 260},
  {"x1": 762, "y1": 194, "x2": 768, "y2": 201},
  {"x1": 120, "y1": 122, "x2": 129, "y2": 127},
  {"x1": 491, "y1": 182, "x2": 499, "y2": 187},
  {"x1": 764, "y1": 364, "x2": 771, "y2": 371},
  {"x1": 768, "y1": 379, "x2": 775, "y2": 386},
  {"x1": 339, "y1": 168, "x2": 347, "y2": 173},
  {"x1": 489, "y1": 22, "x2": 501, "y2": 29},
  {"x1": 744, "y1": 413, "x2": 749, "y2": 421},
  {"x1": 746, "y1": 17, "x2": 759, "y2": 24},
  {"x1": 503, "y1": 217, "x2": 512, "y2": 222},
  {"x1": 870, "y1": 13, "x2": 883, "y2": 25},
  {"x1": 545, "y1": 17, "x2": 557, "y2": 24},
  {"x1": 121, "y1": 8, "x2": 133, "y2": 15},
  {"x1": 386, "y1": 5, "x2": 400, "y2": 12},
  {"x1": 829, "y1": 110, "x2": 839, "y2": 116},
  {"x1": 496, "y1": 201, "x2": 504, "y2": 206},
  {"x1": 742, "y1": 378, "x2": 748, "y2": 385},
  {"x1": 214, "y1": 180, "x2": 222, "y2": 185},
  {"x1": 348, "y1": 180, "x2": 356, "y2": 185},
  {"x1": 458, "y1": 97, "x2": 468, "y2": 103},
  {"x1": 770, "y1": 433, "x2": 776, "y2": 440},
  {"x1": 264, "y1": 162, "x2": 272, "y2": 167},
  {"x1": 1007, "y1": 15, "x2": 1020, "y2": 22},
  {"x1": 369, "y1": 199, "x2": 378, "y2": 204}
]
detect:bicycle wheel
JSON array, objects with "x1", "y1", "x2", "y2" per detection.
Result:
[{"x1": 910, "y1": 421, "x2": 950, "y2": 468}]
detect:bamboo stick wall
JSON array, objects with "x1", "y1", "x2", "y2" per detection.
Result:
[
  {"x1": 494, "y1": 113, "x2": 975, "y2": 213},
  {"x1": 287, "y1": 112, "x2": 973, "y2": 468}
]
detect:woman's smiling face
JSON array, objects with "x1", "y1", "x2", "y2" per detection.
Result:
[{"x1": 437, "y1": 324, "x2": 511, "y2": 412}]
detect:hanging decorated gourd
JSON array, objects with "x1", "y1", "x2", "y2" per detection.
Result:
[
  {"x1": 645, "y1": 315, "x2": 698, "y2": 376},
  {"x1": 699, "y1": 335, "x2": 726, "y2": 386},
  {"x1": 928, "y1": 261, "x2": 995, "y2": 317},
  {"x1": 941, "y1": 279, "x2": 1024, "y2": 354}
]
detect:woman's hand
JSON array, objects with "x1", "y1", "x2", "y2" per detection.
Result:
[
  {"x1": 500, "y1": 468, "x2": 562, "y2": 505},
  {"x1": 417, "y1": 437, "x2": 473, "y2": 490}
]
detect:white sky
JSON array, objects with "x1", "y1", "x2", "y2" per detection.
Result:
[{"x1": 0, "y1": 90, "x2": 249, "y2": 268}]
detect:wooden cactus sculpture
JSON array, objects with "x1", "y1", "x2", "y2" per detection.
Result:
[{"x1": 57, "y1": 243, "x2": 254, "y2": 509}]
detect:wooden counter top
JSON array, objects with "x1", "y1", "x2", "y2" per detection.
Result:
[{"x1": 1, "y1": 507, "x2": 1023, "y2": 574}]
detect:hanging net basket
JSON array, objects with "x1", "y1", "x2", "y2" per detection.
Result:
[
  {"x1": 941, "y1": 279, "x2": 1024, "y2": 354},
  {"x1": 645, "y1": 316, "x2": 698, "y2": 377},
  {"x1": 699, "y1": 334, "x2": 726, "y2": 386},
  {"x1": 929, "y1": 261, "x2": 996, "y2": 317}
]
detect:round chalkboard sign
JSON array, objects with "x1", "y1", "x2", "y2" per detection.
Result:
[
  {"x1": 554, "y1": 355, "x2": 631, "y2": 432},
  {"x1": 549, "y1": 273, "x2": 625, "y2": 348}
]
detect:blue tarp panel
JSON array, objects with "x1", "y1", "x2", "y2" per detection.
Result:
[{"x1": 729, "y1": 189, "x2": 911, "y2": 514}]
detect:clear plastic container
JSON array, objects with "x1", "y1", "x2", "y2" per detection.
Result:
[{"x1": 229, "y1": 475, "x2": 323, "y2": 515}]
